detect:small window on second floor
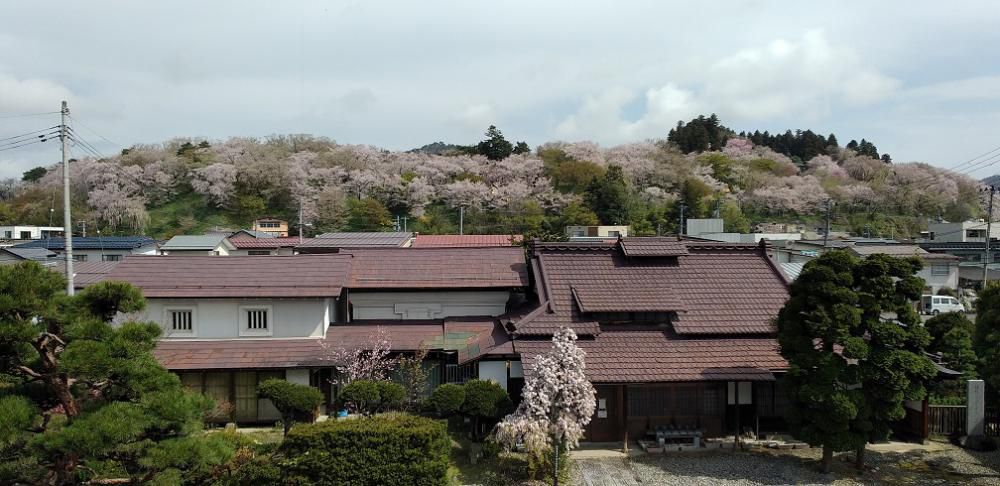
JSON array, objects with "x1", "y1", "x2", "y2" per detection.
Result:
[
  {"x1": 103, "y1": 254, "x2": 121, "y2": 262},
  {"x1": 240, "y1": 305, "x2": 273, "y2": 336},
  {"x1": 247, "y1": 250, "x2": 271, "y2": 256},
  {"x1": 19, "y1": 231, "x2": 32, "y2": 239},
  {"x1": 73, "y1": 254, "x2": 88, "y2": 262},
  {"x1": 607, "y1": 231, "x2": 620, "y2": 237},
  {"x1": 164, "y1": 308, "x2": 196, "y2": 336},
  {"x1": 172, "y1": 310, "x2": 193, "y2": 332},
  {"x1": 931, "y1": 264, "x2": 950, "y2": 276}
]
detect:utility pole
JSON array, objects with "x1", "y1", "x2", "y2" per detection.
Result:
[
  {"x1": 459, "y1": 205, "x2": 465, "y2": 235},
  {"x1": 823, "y1": 199, "x2": 834, "y2": 248},
  {"x1": 61, "y1": 101, "x2": 74, "y2": 295},
  {"x1": 984, "y1": 186, "x2": 996, "y2": 287},
  {"x1": 78, "y1": 221, "x2": 87, "y2": 238},
  {"x1": 678, "y1": 204, "x2": 686, "y2": 236},
  {"x1": 402, "y1": 217, "x2": 408, "y2": 233}
]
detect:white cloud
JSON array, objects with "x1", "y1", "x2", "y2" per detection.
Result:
[
  {"x1": 0, "y1": 74, "x2": 73, "y2": 113},
  {"x1": 556, "y1": 30, "x2": 901, "y2": 142}
]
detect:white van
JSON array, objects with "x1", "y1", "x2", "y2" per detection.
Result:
[{"x1": 921, "y1": 295, "x2": 965, "y2": 315}]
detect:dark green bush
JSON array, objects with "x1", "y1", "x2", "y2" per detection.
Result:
[
  {"x1": 257, "y1": 379, "x2": 323, "y2": 436},
  {"x1": 377, "y1": 381, "x2": 405, "y2": 411},
  {"x1": 282, "y1": 413, "x2": 450, "y2": 486},
  {"x1": 428, "y1": 384, "x2": 465, "y2": 417},
  {"x1": 338, "y1": 380, "x2": 380, "y2": 414},
  {"x1": 461, "y1": 379, "x2": 511, "y2": 419}
]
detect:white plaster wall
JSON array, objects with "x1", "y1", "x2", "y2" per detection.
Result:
[
  {"x1": 350, "y1": 291, "x2": 510, "y2": 320},
  {"x1": 479, "y1": 361, "x2": 508, "y2": 391},
  {"x1": 918, "y1": 264, "x2": 959, "y2": 292},
  {"x1": 146, "y1": 298, "x2": 328, "y2": 339}
]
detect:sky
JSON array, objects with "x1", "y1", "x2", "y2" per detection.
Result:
[{"x1": 2, "y1": 1, "x2": 1000, "y2": 179}]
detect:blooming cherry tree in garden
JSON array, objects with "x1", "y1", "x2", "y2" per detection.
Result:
[
  {"x1": 319, "y1": 327, "x2": 395, "y2": 384},
  {"x1": 495, "y1": 327, "x2": 596, "y2": 485}
]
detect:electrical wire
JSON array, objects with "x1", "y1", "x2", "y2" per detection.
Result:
[
  {"x1": 67, "y1": 114, "x2": 121, "y2": 149},
  {"x1": 0, "y1": 139, "x2": 49, "y2": 152},
  {"x1": 0, "y1": 111, "x2": 60, "y2": 119},
  {"x1": 0, "y1": 131, "x2": 60, "y2": 148},
  {"x1": 0, "y1": 126, "x2": 60, "y2": 142}
]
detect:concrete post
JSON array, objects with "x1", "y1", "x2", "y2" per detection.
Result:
[{"x1": 967, "y1": 379, "x2": 986, "y2": 437}]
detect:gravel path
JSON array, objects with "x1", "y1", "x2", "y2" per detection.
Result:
[{"x1": 571, "y1": 445, "x2": 1000, "y2": 486}]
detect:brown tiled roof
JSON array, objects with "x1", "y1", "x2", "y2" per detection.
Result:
[
  {"x1": 228, "y1": 237, "x2": 304, "y2": 249},
  {"x1": 620, "y1": 237, "x2": 689, "y2": 257},
  {"x1": 105, "y1": 255, "x2": 351, "y2": 297},
  {"x1": 51, "y1": 261, "x2": 121, "y2": 287},
  {"x1": 343, "y1": 248, "x2": 528, "y2": 289},
  {"x1": 412, "y1": 234, "x2": 523, "y2": 248},
  {"x1": 154, "y1": 338, "x2": 329, "y2": 370},
  {"x1": 154, "y1": 318, "x2": 507, "y2": 370},
  {"x1": 312, "y1": 232, "x2": 413, "y2": 247},
  {"x1": 571, "y1": 284, "x2": 684, "y2": 313},
  {"x1": 514, "y1": 240, "x2": 788, "y2": 336},
  {"x1": 515, "y1": 332, "x2": 786, "y2": 382}
]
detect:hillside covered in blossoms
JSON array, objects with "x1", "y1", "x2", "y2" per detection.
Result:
[{"x1": 1, "y1": 117, "x2": 983, "y2": 239}]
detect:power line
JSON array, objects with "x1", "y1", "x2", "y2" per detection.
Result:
[
  {"x1": 0, "y1": 139, "x2": 49, "y2": 152},
  {"x1": 67, "y1": 114, "x2": 121, "y2": 149},
  {"x1": 0, "y1": 131, "x2": 60, "y2": 148},
  {"x1": 0, "y1": 126, "x2": 60, "y2": 142},
  {"x1": 0, "y1": 111, "x2": 60, "y2": 119}
]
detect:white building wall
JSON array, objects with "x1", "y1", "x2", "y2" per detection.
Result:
[
  {"x1": 918, "y1": 263, "x2": 959, "y2": 293},
  {"x1": 146, "y1": 298, "x2": 328, "y2": 339},
  {"x1": 0, "y1": 226, "x2": 64, "y2": 240},
  {"x1": 349, "y1": 291, "x2": 510, "y2": 320}
]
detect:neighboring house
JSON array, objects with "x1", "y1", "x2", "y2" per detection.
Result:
[
  {"x1": 921, "y1": 241, "x2": 1000, "y2": 287},
  {"x1": 926, "y1": 220, "x2": 1000, "y2": 243},
  {"x1": 251, "y1": 218, "x2": 289, "y2": 237},
  {"x1": 847, "y1": 245, "x2": 960, "y2": 293},
  {"x1": 227, "y1": 237, "x2": 300, "y2": 256},
  {"x1": 305, "y1": 232, "x2": 414, "y2": 250},
  {"x1": 97, "y1": 248, "x2": 528, "y2": 422},
  {"x1": 0, "y1": 247, "x2": 58, "y2": 264},
  {"x1": 509, "y1": 238, "x2": 790, "y2": 441},
  {"x1": 684, "y1": 218, "x2": 724, "y2": 236},
  {"x1": 565, "y1": 225, "x2": 630, "y2": 239},
  {"x1": 229, "y1": 229, "x2": 278, "y2": 240},
  {"x1": 160, "y1": 235, "x2": 236, "y2": 255},
  {"x1": 411, "y1": 234, "x2": 522, "y2": 248},
  {"x1": 697, "y1": 232, "x2": 802, "y2": 244},
  {"x1": 14, "y1": 236, "x2": 158, "y2": 262},
  {"x1": 778, "y1": 262, "x2": 805, "y2": 282},
  {"x1": 51, "y1": 260, "x2": 122, "y2": 288},
  {"x1": 0, "y1": 225, "x2": 64, "y2": 241}
]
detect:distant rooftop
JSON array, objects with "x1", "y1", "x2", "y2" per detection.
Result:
[
  {"x1": 1, "y1": 247, "x2": 58, "y2": 261},
  {"x1": 411, "y1": 234, "x2": 521, "y2": 248},
  {"x1": 160, "y1": 234, "x2": 233, "y2": 251},
  {"x1": 312, "y1": 232, "x2": 413, "y2": 247},
  {"x1": 14, "y1": 236, "x2": 158, "y2": 250}
]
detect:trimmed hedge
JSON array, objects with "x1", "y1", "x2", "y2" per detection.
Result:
[
  {"x1": 281, "y1": 413, "x2": 450, "y2": 486},
  {"x1": 257, "y1": 379, "x2": 323, "y2": 435},
  {"x1": 339, "y1": 380, "x2": 380, "y2": 414},
  {"x1": 377, "y1": 381, "x2": 405, "y2": 411},
  {"x1": 461, "y1": 379, "x2": 510, "y2": 419},
  {"x1": 428, "y1": 384, "x2": 465, "y2": 417}
]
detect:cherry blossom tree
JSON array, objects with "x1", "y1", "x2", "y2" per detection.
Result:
[
  {"x1": 495, "y1": 327, "x2": 596, "y2": 485},
  {"x1": 318, "y1": 327, "x2": 395, "y2": 384}
]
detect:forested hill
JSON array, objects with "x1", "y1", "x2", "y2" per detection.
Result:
[{"x1": 1, "y1": 117, "x2": 982, "y2": 240}]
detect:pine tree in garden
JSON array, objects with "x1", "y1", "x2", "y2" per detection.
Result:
[
  {"x1": 777, "y1": 251, "x2": 937, "y2": 472},
  {"x1": 852, "y1": 254, "x2": 936, "y2": 468},
  {"x1": 495, "y1": 327, "x2": 596, "y2": 486},
  {"x1": 776, "y1": 251, "x2": 867, "y2": 473}
]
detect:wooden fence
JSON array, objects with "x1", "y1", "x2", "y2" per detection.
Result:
[
  {"x1": 929, "y1": 405, "x2": 1000, "y2": 437},
  {"x1": 929, "y1": 405, "x2": 966, "y2": 436}
]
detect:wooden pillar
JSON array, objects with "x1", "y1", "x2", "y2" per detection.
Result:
[{"x1": 619, "y1": 385, "x2": 627, "y2": 446}]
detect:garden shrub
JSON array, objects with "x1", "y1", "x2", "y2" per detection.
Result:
[
  {"x1": 428, "y1": 384, "x2": 465, "y2": 417},
  {"x1": 461, "y1": 380, "x2": 510, "y2": 419},
  {"x1": 257, "y1": 379, "x2": 323, "y2": 436},
  {"x1": 282, "y1": 413, "x2": 450, "y2": 486},
  {"x1": 377, "y1": 381, "x2": 405, "y2": 411},
  {"x1": 338, "y1": 380, "x2": 380, "y2": 414}
]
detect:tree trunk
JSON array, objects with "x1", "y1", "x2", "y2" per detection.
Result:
[
  {"x1": 552, "y1": 442, "x2": 560, "y2": 486},
  {"x1": 855, "y1": 445, "x2": 866, "y2": 470},
  {"x1": 283, "y1": 414, "x2": 292, "y2": 436},
  {"x1": 50, "y1": 453, "x2": 79, "y2": 486},
  {"x1": 821, "y1": 445, "x2": 833, "y2": 474},
  {"x1": 50, "y1": 374, "x2": 79, "y2": 419}
]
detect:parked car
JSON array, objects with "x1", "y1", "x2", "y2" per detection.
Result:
[{"x1": 920, "y1": 295, "x2": 965, "y2": 315}]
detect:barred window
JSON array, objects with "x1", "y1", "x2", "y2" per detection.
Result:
[
  {"x1": 247, "y1": 309, "x2": 268, "y2": 330},
  {"x1": 171, "y1": 310, "x2": 193, "y2": 332}
]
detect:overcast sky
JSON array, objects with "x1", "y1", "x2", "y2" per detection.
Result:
[{"x1": 2, "y1": 1, "x2": 1000, "y2": 178}]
